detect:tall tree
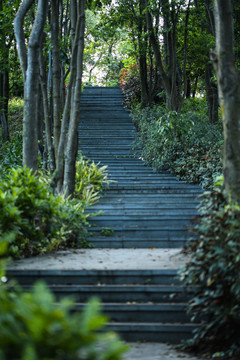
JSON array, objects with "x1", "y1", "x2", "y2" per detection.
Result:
[
  {"x1": 0, "y1": 1, "x2": 20, "y2": 142},
  {"x1": 145, "y1": 0, "x2": 182, "y2": 111},
  {"x1": 212, "y1": 0, "x2": 240, "y2": 204},
  {"x1": 14, "y1": 0, "x2": 48, "y2": 170}
]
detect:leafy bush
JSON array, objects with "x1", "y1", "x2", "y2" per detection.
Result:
[
  {"x1": 180, "y1": 178, "x2": 240, "y2": 358},
  {"x1": 0, "y1": 167, "x2": 90, "y2": 258},
  {"x1": 0, "y1": 237, "x2": 127, "y2": 360},
  {"x1": 119, "y1": 64, "x2": 141, "y2": 108},
  {"x1": 131, "y1": 102, "x2": 223, "y2": 189},
  {"x1": 0, "y1": 132, "x2": 22, "y2": 179},
  {"x1": 75, "y1": 154, "x2": 111, "y2": 205}
]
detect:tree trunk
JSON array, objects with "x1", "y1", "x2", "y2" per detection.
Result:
[
  {"x1": 14, "y1": 0, "x2": 48, "y2": 170},
  {"x1": 54, "y1": 0, "x2": 85, "y2": 196},
  {"x1": 145, "y1": 0, "x2": 180, "y2": 111},
  {"x1": 14, "y1": 0, "x2": 34, "y2": 81},
  {"x1": 51, "y1": 0, "x2": 62, "y2": 158},
  {"x1": 205, "y1": 62, "x2": 218, "y2": 123},
  {"x1": 39, "y1": 47, "x2": 56, "y2": 172},
  {"x1": 212, "y1": 0, "x2": 240, "y2": 204},
  {"x1": 0, "y1": 0, "x2": 10, "y2": 142},
  {"x1": 0, "y1": 70, "x2": 10, "y2": 142},
  {"x1": 63, "y1": 0, "x2": 85, "y2": 197},
  {"x1": 138, "y1": 0, "x2": 149, "y2": 107}
]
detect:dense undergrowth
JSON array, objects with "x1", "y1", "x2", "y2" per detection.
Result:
[
  {"x1": 0, "y1": 99, "x2": 110, "y2": 259},
  {"x1": 180, "y1": 178, "x2": 240, "y2": 359},
  {"x1": 121, "y1": 71, "x2": 240, "y2": 358},
  {"x1": 131, "y1": 99, "x2": 223, "y2": 190}
]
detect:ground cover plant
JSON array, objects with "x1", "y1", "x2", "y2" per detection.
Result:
[
  {"x1": 130, "y1": 98, "x2": 223, "y2": 190},
  {"x1": 0, "y1": 99, "x2": 111, "y2": 259},
  {"x1": 0, "y1": 234, "x2": 127, "y2": 360},
  {"x1": 0, "y1": 158, "x2": 111, "y2": 259},
  {"x1": 179, "y1": 178, "x2": 240, "y2": 359}
]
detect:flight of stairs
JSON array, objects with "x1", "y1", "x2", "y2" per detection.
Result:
[
  {"x1": 79, "y1": 86, "x2": 202, "y2": 248},
  {"x1": 6, "y1": 269, "x2": 197, "y2": 343},
  {"x1": 7, "y1": 87, "x2": 203, "y2": 343}
]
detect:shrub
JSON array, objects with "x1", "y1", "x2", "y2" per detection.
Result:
[
  {"x1": 131, "y1": 103, "x2": 223, "y2": 189},
  {"x1": 0, "y1": 167, "x2": 90, "y2": 258},
  {"x1": 0, "y1": 132, "x2": 22, "y2": 179},
  {"x1": 180, "y1": 178, "x2": 240, "y2": 358},
  {"x1": 75, "y1": 154, "x2": 111, "y2": 205},
  {"x1": 119, "y1": 65, "x2": 141, "y2": 108},
  {"x1": 0, "y1": 236, "x2": 127, "y2": 360}
]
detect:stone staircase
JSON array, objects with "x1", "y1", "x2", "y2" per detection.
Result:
[
  {"x1": 7, "y1": 269, "x2": 196, "y2": 343},
  {"x1": 79, "y1": 86, "x2": 202, "y2": 248},
  {"x1": 7, "y1": 87, "x2": 203, "y2": 343}
]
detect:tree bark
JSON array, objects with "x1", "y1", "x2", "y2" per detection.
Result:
[
  {"x1": 14, "y1": 0, "x2": 48, "y2": 170},
  {"x1": 63, "y1": 0, "x2": 86, "y2": 197},
  {"x1": 138, "y1": 0, "x2": 149, "y2": 107},
  {"x1": 51, "y1": 0, "x2": 62, "y2": 158},
  {"x1": 39, "y1": 45, "x2": 56, "y2": 172},
  {"x1": 205, "y1": 62, "x2": 218, "y2": 123},
  {"x1": 212, "y1": 0, "x2": 240, "y2": 204},
  {"x1": 144, "y1": 0, "x2": 181, "y2": 111},
  {"x1": 54, "y1": 0, "x2": 85, "y2": 195},
  {"x1": 14, "y1": 0, "x2": 34, "y2": 81},
  {"x1": 0, "y1": 0, "x2": 10, "y2": 142}
]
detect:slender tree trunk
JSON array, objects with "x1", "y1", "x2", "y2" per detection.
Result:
[
  {"x1": 63, "y1": 0, "x2": 85, "y2": 197},
  {"x1": 0, "y1": 71, "x2": 10, "y2": 142},
  {"x1": 205, "y1": 62, "x2": 218, "y2": 123},
  {"x1": 0, "y1": 0, "x2": 10, "y2": 142},
  {"x1": 14, "y1": 0, "x2": 48, "y2": 170},
  {"x1": 212, "y1": 0, "x2": 240, "y2": 204},
  {"x1": 195, "y1": 0, "x2": 219, "y2": 123},
  {"x1": 145, "y1": 0, "x2": 180, "y2": 111},
  {"x1": 51, "y1": 0, "x2": 62, "y2": 158},
  {"x1": 192, "y1": 76, "x2": 198, "y2": 98},
  {"x1": 14, "y1": 0, "x2": 34, "y2": 81},
  {"x1": 138, "y1": 0, "x2": 149, "y2": 107},
  {"x1": 39, "y1": 47, "x2": 56, "y2": 172},
  {"x1": 182, "y1": 0, "x2": 191, "y2": 100},
  {"x1": 54, "y1": 0, "x2": 85, "y2": 195}
]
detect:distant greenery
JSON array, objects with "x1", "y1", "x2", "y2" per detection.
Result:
[
  {"x1": 180, "y1": 178, "x2": 240, "y2": 359},
  {"x1": 0, "y1": 234, "x2": 128, "y2": 360},
  {"x1": 131, "y1": 98, "x2": 223, "y2": 189}
]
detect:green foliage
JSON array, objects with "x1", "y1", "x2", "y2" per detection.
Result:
[
  {"x1": 180, "y1": 178, "x2": 240, "y2": 357},
  {"x1": 101, "y1": 227, "x2": 114, "y2": 237},
  {"x1": 119, "y1": 64, "x2": 141, "y2": 108},
  {"x1": 75, "y1": 154, "x2": 111, "y2": 205},
  {"x1": 0, "y1": 236, "x2": 127, "y2": 360},
  {"x1": 8, "y1": 97, "x2": 24, "y2": 133},
  {"x1": 131, "y1": 100, "x2": 223, "y2": 189},
  {"x1": 0, "y1": 132, "x2": 22, "y2": 179},
  {"x1": 0, "y1": 285, "x2": 127, "y2": 360},
  {"x1": 0, "y1": 167, "x2": 90, "y2": 259}
]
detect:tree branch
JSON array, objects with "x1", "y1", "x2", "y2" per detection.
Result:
[{"x1": 14, "y1": 0, "x2": 34, "y2": 80}]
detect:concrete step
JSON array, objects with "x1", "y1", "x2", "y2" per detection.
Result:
[
  {"x1": 72, "y1": 303, "x2": 191, "y2": 323},
  {"x1": 71, "y1": 86, "x2": 203, "y2": 341},
  {"x1": 6, "y1": 269, "x2": 181, "y2": 285},
  {"x1": 107, "y1": 322, "x2": 197, "y2": 343},
  {"x1": 6, "y1": 267, "x2": 200, "y2": 343},
  {"x1": 87, "y1": 238, "x2": 188, "y2": 248},
  {"x1": 90, "y1": 218, "x2": 195, "y2": 228}
]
